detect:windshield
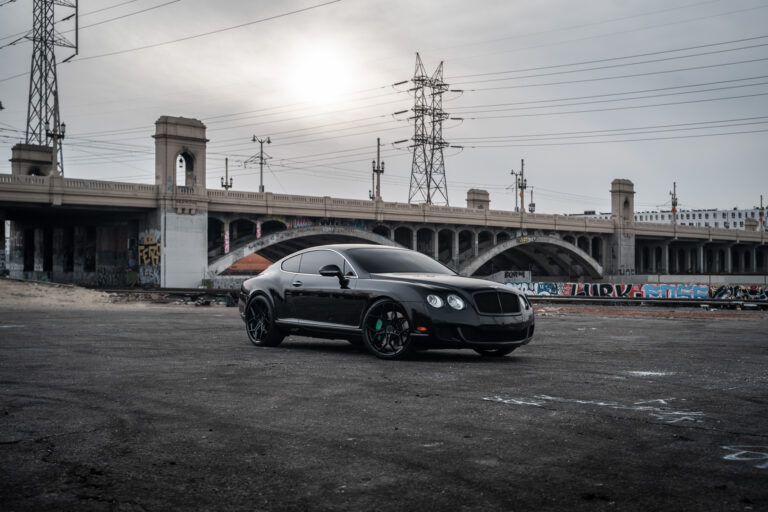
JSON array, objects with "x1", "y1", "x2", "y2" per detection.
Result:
[{"x1": 347, "y1": 248, "x2": 456, "y2": 275}]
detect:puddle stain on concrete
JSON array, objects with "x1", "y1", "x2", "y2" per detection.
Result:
[
  {"x1": 483, "y1": 395, "x2": 704, "y2": 423},
  {"x1": 721, "y1": 446, "x2": 768, "y2": 469}
]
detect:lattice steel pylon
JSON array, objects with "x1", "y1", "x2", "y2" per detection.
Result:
[
  {"x1": 407, "y1": 53, "x2": 450, "y2": 206},
  {"x1": 407, "y1": 53, "x2": 431, "y2": 204},
  {"x1": 427, "y1": 61, "x2": 449, "y2": 206},
  {"x1": 25, "y1": 0, "x2": 78, "y2": 176}
]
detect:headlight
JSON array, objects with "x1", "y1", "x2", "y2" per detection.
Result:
[
  {"x1": 447, "y1": 294, "x2": 465, "y2": 310},
  {"x1": 426, "y1": 294, "x2": 444, "y2": 308}
]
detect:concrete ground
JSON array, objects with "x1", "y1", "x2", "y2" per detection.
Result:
[{"x1": 1, "y1": 292, "x2": 767, "y2": 511}]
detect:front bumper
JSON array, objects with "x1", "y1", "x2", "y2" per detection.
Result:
[{"x1": 405, "y1": 301, "x2": 535, "y2": 350}]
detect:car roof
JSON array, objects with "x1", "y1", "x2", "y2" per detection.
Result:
[{"x1": 299, "y1": 244, "x2": 406, "y2": 252}]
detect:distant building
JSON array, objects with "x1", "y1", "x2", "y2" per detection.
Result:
[{"x1": 569, "y1": 207, "x2": 767, "y2": 231}]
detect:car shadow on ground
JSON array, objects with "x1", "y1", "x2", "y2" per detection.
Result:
[{"x1": 278, "y1": 337, "x2": 527, "y2": 364}]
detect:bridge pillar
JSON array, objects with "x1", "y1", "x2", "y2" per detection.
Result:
[
  {"x1": 660, "y1": 243, "x2": 669, "y2": 274},
  {"x1": 432, "y1": 230, "x2": 438, "y2": 259},
  {"x1": 750, "y1": 246, "x2": 758, "y2": 273},
  {"x1": 473, "y1": 231, "x2": 479, "y2": 257},
  {"x1": 724, "y1": 244, "x2": 733, "y2": 273},
  {"x1": 0, "y1": 220, "x2": 4, "y2": 275},
  {"x1": 608, "y1": 179, "x2": 636, "y2": 275},
  {"x1": 694, "y1": 242, "x2": 706, "y2": 274},
  {"x1": 452, "y1": 232, "x2": 459, "y2": 266},
  {"x1": 222, "y1": 220, "x2": 230, "y2": 254}
]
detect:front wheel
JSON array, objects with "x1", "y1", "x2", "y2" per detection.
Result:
[
  {"x1": 245, "y1": 296, "x2": 284, "y2": 347},
  {"x1": 473, "y1": 346, "x2": 516, "y2": 357},
  {"x1": 362, "y1": 299, "x2": 415, "y2": 360}
]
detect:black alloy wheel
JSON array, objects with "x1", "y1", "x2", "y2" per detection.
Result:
[
  {"x1": 362, "y1": 299, "x2": 414, "y2": 359},
  {"x1": 245, "y1": 296, "x2": 284, "y2": 347},
  {"x1": 473, "y1": 346, "x2": 516, "y2": 357}
]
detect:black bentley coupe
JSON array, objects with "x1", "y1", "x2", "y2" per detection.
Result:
[{"x1": 238, "y1": 244, "x2": 535, "y2": 359}]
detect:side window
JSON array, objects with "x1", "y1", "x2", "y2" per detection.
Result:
[
  {"x1": 343, "y1": 259, "x2": 357, "y2": 277},
  {"x1": 281, "y1": 255, "x2": 301, "y2": 273},
  {"x1": 298, "y1": 250, "x2": 345, "y2": 274}
]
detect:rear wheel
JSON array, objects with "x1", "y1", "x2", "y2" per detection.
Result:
[
  {"x1": 245, "y1": 296, "x2": 284, "y2": 347},
  {"x1": 362, "y1": 299, "x2": 414, "y2": 360},
  {"x1": 473, "y1": 346, "x2": 516, "y2": 357}
]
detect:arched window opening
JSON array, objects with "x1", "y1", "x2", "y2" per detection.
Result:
[{"x1": 176, "y1": 151, "x2": 195, "y2": 188}]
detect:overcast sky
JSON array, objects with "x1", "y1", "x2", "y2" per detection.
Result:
[{"x1": 1, "y1": 0, "x2": 767, "y2": 214}]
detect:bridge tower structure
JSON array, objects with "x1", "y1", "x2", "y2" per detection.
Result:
[
  {"x1": 608, "y1": 178, "x2": 636, "y2": 275},
  {"x1": 150, "y1": 116, "x2": 210, "y2": 287}
]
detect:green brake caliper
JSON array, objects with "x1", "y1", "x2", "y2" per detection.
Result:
[{"x1": 375, "y1": 318, "x2": 385, "y2": 343}]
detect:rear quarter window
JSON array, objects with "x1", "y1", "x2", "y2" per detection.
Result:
[{"x1": 281, "y1": 255, "x2": 300, "y2": 273}]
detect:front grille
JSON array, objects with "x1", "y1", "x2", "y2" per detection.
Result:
[
  {"x1": 473, "y1": 292, "x2": 521, "y2": 314},
  {"x1": 458, "y1": 326, "x2": 529, "y2": 342}
]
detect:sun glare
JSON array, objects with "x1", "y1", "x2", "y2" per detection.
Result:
[{"x1": 288, "y1": 43, "x2": 353, "y2": 106}]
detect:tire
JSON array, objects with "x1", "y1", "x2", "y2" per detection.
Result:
[
  {"x1": 361, "y1": 299, "x2": 415, "y2": 360},
  {"x1": 245, "y1": 295, "x2": 285, "y2": 347},
  {"x1": 473, "y1": 346, "x2": 516, "y2": 357}
]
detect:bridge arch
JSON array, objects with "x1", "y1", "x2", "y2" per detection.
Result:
[
  {"x1": 460, "y1": 235, "x2": 603, "y2": 278},
  {"x1": 208, "y1": 225, "x2": 403, "y2": 275}
]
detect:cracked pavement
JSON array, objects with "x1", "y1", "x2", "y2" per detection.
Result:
[{"x1": 1, "y1": 302, "x2": 767, "y2": 511}]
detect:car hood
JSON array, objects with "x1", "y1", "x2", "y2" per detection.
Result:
[{"x1": 371, "y1": 273, "x2": 511, "y2": 292}]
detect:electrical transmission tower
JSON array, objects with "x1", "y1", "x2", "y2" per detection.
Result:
[
  {"x1": 408, "y1": 54, "x2": 431, "y2": 204},
  {"x1": 427, "y1": 61, "x2": 449, "y2": 205},
  {"x1": 407, "y1": 53, "x2": 450, "y2": 206},
  {"x1": 25, "y1": 0, "x2": 78, "y2": 176}
]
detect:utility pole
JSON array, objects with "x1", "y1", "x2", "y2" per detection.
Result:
[
  {"x1": 517, "y1": 159, "x2": 527, "y2": 213},
  {"x1": 370, "y1": 137, "x2": 385, "y2": 200},
  {"x1": 251, "y1": 135, "x2": 271, "y2": 193},
  {"x1": 760, "y1": 194, "x2": 765, "y2": 232},
  {"x1": 221, "y1": 158, "x2": 233, "y2": 190},
  {"x1": 669, "y1": 181, "x2": 678, "y2": 225}
]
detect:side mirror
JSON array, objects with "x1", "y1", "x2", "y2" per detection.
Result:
[
  {"x1": 319, "y1": 264, "x2": 342, "y2": 277},
  {"x1": 319, "y1": 264, "x2": 349, "y2": 289}
]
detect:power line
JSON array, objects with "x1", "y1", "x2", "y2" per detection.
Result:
[
  {"x1": 468, "y1": 57, "x2": 768, "y2": 92},
  {"x1": 0, "y1": 0, "x2": 145, "y2": 42},
  {"x1": 459, "y1": 120, "x2": 768, "y2": 144},
  {"x1": 456, "y1": 81, "x2": 768, "y2": 115},
  {"x1": 451, "y1": 75, "x2": 768, "y2": 110},
  {"x1": 463, "y1": 128, "x2": 768, "y2": 148},
  {"x1": 71, "y1": 0, "x2": 342, "y2": 62},
  {"x1": 448, "y1": 34, "x2": 768, "y2": 79},
  {"x1": 452, "y1": 115, "x2": 768, "y2": 141},
  {"x1": 464, "y1": 91, "x2": 768, "y2": 120}
]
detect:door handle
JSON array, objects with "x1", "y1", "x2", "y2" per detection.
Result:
[{"x1": 291, "y1": 280, "x2": 303, "y2": 287}]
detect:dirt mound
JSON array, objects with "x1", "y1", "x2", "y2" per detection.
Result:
[{"x1": 0, "y1": 278, "x2": 113, "y2": 309}]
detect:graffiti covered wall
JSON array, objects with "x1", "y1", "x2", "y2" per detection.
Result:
[
  {"x1": 505, "y1": 282, "x2": 767, "y2": 301},
  {"x1": 138, "y1": 229, "x2": 161, "y2": 285}
]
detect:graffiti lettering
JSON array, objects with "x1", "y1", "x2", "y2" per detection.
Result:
[
  {"x1": 504, "y1": 282, "x2": 750, "y2": 300},
  {"x1": 138, "y1": 233, "x2": 160, "y2": 266},
  {"x1": 138, "y1": 230, "x2": 161, "y2": 286},
  {"x1": 711, "y1": 285, "x2": 768, "y2": 301}
]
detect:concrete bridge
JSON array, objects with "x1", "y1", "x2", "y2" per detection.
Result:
[{"x1": 1, "y1": 116, "x2": 766, "y2": 288}]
